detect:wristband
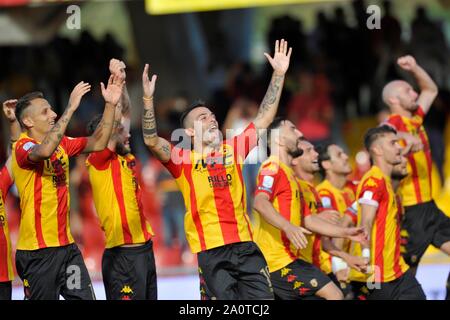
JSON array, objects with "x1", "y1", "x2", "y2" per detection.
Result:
[
  {"x1": 362, "y1": 248, "x2": 370, "y2": 259},
  {"x1": 331, "y1": 256, "x2": 348, "y2": 273},
  {"x1": 143, "y1": 96, "x2": 153, "y2": 101}
]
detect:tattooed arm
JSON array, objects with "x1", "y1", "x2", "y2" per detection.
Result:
[
  {"x1": 28, "y1": 82, "x2": 91, "y2": 162},
  {"x1": 253, "y1": 39, "x2": 292, "y2": 132},
  {"x1": 83, "y1": 74, "x2": 124, "y2": 153},
  {"x1": 141, "y1": 64, "x2": 172, "y2": 163}
]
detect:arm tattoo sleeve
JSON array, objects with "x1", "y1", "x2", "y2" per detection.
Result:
[
  {"x1": 257, "y1": 74, "x2": 283, "y2": 118},
  {"x1": 142, "y1": 108, "x2": 157, "y2": 138}
]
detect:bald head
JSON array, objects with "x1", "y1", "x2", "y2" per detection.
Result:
[
  {"x1": 382, "y1": 80, "x2": 419, "y2": 112},
  {"x1": 382, "y1": 80, "x2": 405, "y2": 106}
]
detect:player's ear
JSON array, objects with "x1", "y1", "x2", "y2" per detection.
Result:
[
  {"x1": 22, "y1": 116, "x2": 33, "y2": 129},
  {"x1": 272, "y1": 130, "x2": 282, "y2": 146},
  {"x1": 184, "y1": 128, "x2": 195, "y2": 137},
  {"x1": 371, "y1": 143, "x2": 382, "y2": 157},
  {"x1": 322, "y1": 159, "x2": 331, "y2": 171},
  {"x1": 388, "y1": 96, "x2": 399, "y2": 106},
  {"x1": 292, "y1": 157, "x2": 299, "y2": 166}
]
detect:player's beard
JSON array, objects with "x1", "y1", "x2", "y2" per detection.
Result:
[
  {"x1": 337, "y1": 163, "x2": 352, "y2": 175},
  {"x1": 204, "y1": 128, "x2": 221, "y2": 148},
  {"x1": 288, "y1": 145, "x2": 304, "y2": 158},
  {"x1": 404, "y1": 100, "x2": 419, "y2": 112},
  {"x1": 116, "y1": 142, "x2": 130, "y2": 156}
]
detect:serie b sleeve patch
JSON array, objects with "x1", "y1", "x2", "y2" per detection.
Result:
[
  {"x1": 22, "y1": 141, "x2": 36, "y2": 151},
  {"x1": 262, "y1": 176, "x2": 274, "y2": 189},
  {"x1": 321, "y1": 196, "x2": 332, "y2": 209},
  {"x1": 363, "y1": 191, "x2": 373, "y2": 200},
  {"x1": 358, "y1": 190, "x2": 379, "y2": 208}
]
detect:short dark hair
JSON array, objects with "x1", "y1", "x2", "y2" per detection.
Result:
[
  {"x1": 15, "y1": 91, "x2": 44, "y2": 128},
  {"x1": 180, "y1": 100, "x2": 206, "y2": 128},
  {"x1": 316, "y1": 142, "x2": 333, "y2": 178},
  {"x1": 364, "y1": 124, "x2": 397, "y2": 151},
  {"x1": 86, "y1": 114, "x2": 104, "y2": 135}
]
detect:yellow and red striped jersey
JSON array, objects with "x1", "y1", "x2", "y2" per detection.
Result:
[
  {"x1": 386, "y1": 106, "x2": 432, "y2": 206},
  {"x1": 12, "y1": 132, "x2": 87, "y2": 250},
  {"x1": 86, "y1": 149, "x2": 154, "y2": 248},
  {"x1": 350, "y1": 166, "x2": 409, "y2": 283},
  {"x1": 252, "y1": 156, "x2": 311, "y2": 272},
  {"x1": 0, "y1": 166, "x2": 14, "y2": 282},
  {"x1": 317, "y1": 179, "x2": 357, "y2": 224},
  {"x1": 163, "y1": 123, "x2": 257, "y2": 253},
  {"x1": 298, "y1": 180, "x2": 328, "y2": 272},
  {"x1": 317, "y1": 179, "x2": 357, "y2": 265}
]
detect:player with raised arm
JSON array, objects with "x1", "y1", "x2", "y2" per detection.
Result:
[
  {"x1": 382, "y1": 56, "x2": 450, "y2": 272},
  {"x1": 12, "y1": 74, "x2": 123, "y2": 300},
  {"x1": 86, "y1": 59, "x2": 156, "y2": 300},
  {"x1": 0, "y1": 99, "x2": 21, "y2": 300},
  {"x1": 141, "y1": 40, "x2": 292, "y2": 299}
]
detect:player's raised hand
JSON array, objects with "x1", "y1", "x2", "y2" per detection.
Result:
[
  {"x1": 2, "y1": 99, "x2": 18, "y2": 122},
  {"x1": 109, "y1": 58, "x2": 126, "y2": 82},
  {"x1": 68, "y1": 81, "x2": 91, "y2": 111},
  {"x1": 142, "y1": 63, "x2": 158, "y2": 99},
  {"x1": 397, "y1": 55, "x2": 417, "y2": 72},
  {"x1": 264, "y1": 39, "x2": 292, "y2": 76},
  {"x1": 101, "y1": 74, "x2": 124, "y2": 106},
  {"x1": 283, "y1": 223, "x2": 311, "y2": 250}
]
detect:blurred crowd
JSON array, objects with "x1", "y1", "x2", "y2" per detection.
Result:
[{"x1": 1, "y1": 0, "x2": 450, "y2": 276}]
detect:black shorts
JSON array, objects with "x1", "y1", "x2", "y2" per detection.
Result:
[
  {"x1": 197, "y1": 241, "x2": 273, "y2": 300},
  {"x1": 0, "y1": 281, "x2": 11, "y2": 300},
  {"x1": 402, "y1": 200, "x2": 450, "y2": 267},
  {"x1": 102, "y1": 240, "x2": 157, "y2": 300},
  {"x1": 327, "y1": 272, "x2": 353, "y2": 299},
  {"x1": 15, "y1": 243, "x2": 95, "y2": 300},
  {"x1": 270, "y1": 259, "x2": 331, "y2": 300},
  {"x1": 352, "y1": 269, "x2": 426, "y2": 300},
  {"x1": 350, "y1": 281, "x2": 370, "y2": 300}
]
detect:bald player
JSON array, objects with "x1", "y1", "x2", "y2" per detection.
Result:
[{"x1": 382, "y1": 56, "x2": 450, "y2": 297}]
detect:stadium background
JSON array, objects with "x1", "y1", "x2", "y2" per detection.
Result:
[{"x1": 0, "y1": 0, "x2": 449, "y2": 299}]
